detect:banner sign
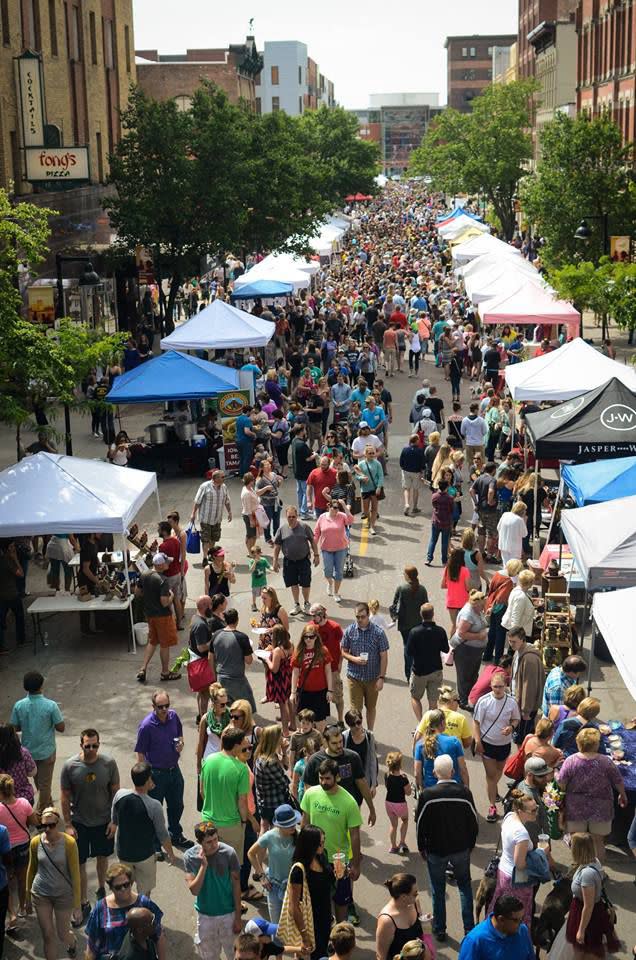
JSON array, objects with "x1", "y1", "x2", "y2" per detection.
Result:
[
  {"x1": 218, "y1": 389, "x2": 250, "y2": 474},
  {"x1": 25, "y1": 147, "x2": 90, "y2": 182},
  {"x1": 16, "y1": 53, "x2": 45, "y2": 147}
]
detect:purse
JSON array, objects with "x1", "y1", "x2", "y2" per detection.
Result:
[
  {"x1": 187, "y1": 655, "x2": 215, "y2": 693},
  {"x1": 185, "y1": 525, "x2": 201, "y2": 554},
  {"x1": 502, "y1": 734, "x2": 532, "y2": 781},
  {"x1": 442, "y1": 649, "x2": 454, "y2": 667},
  {"x1": 277, "y1": 861, "x2": 315, "y2": 949}
]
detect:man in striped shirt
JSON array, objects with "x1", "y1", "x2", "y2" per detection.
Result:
[{"x1": 190, "y1": 471, "x2": 232, "y2": 556}]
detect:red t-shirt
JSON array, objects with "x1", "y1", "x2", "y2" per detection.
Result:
[
  {"x1": 291, "y1": 647, "x2": 333, "y2": 692},
  {"x1": 315, "y1": 618, "x2": 343, "y2": 670},
  {"x1": 160, "y1": 536, "x2": 181, "y2": 578},
  {"x1": 307, "y1": 467, "x2": 337, "y2": 510},
  {"x1": 390, "y1": 311, "x2": 407, "y2": 329}
]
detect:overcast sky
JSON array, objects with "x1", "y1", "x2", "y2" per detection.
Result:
[{"x1": 133, "y1": 0, "x2": 517, "y2": 108}]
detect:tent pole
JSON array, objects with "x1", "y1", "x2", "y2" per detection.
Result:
[
  {"x1": 155, "y1": 485, "x2": 163, "y2": 523},
  {"x1": 532, "y1": 459, "x2": 540, "y2": 560},
  {"x1": 123, "y1": 534, "x2": 136, "y2": 655},
  {"x1": 580, "y1": 588, "x2": 593, "y2": 695}
]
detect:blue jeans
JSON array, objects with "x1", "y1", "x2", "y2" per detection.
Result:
[
  {"x1": 628, "y1": 812, "x2": 636, "y2": 851},
  {"x1": 426, "y1": 524, "x2": 450, "y2": 564},
  {"x1": 266, "y1": 878, "x2": 286, "y2": 926},
  {"x1": 484, "y1": 606, "x2": 506, "y2": 661},
  {"x1": 427, "y1": 849, "x2": 474, "y2": 936},
  {"x1": 322, "y1": 548, "x2": 347, "y2": 581},
  {"x1": 263, "y1": 502, "x2": 281, "y2": 542},
  {"x1": 149, "y1": 766, "x2": 185, "y2": 843},
  {"x1": 296, "y1": 479, "x2": 308, "y2": 514},
  {"x1": 237, "y1": 441, "x2": 253, "y2": 475}
]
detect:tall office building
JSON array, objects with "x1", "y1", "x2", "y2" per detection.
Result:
[
  {"x1": 351, "y1": 93, "x2": 441, "y2": 176},
  {"x1": 445, "y1": 34, "x2": 516, "y2": 110}
]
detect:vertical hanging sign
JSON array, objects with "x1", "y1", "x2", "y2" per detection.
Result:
[{"x1": 16, "y1": 52, "x2": 45, "y2": 147}]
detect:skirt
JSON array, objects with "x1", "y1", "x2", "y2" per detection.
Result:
[
  {"x1": 298, "y1": 688, "x2": 330, "y2": 722},
  {"x1": 489, "y1": 869, "x2": 534, "y2": 927},
  {"x1": 565, "y1": 897, "x2": 620, "y2": 957}
]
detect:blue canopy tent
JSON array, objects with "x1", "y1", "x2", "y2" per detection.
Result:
[
  {"x1": 436, "y1": 207, "x2": 482, "y2": 223},
  {"x1": 230, "y1": 279, "x2": 293, "y2": 300},
  {"x1": 562, "y1": 456, "x2": 636, "y2": 506},
  {"x1": 106, "y1": 350, "x2": 239, "y2": 403}
]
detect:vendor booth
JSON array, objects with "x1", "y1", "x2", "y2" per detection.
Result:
[
  {"x1": 160, "y1": 298, "x2": 275, "y2": 351},
  {"x1": 466, "y1": 263, "x2": 553, "y2": 305},
  {"x1": 562, "y1": 456, "x2": 636, "y2": 506},
  {"x1": 229, "y1": 280, "x2": 293, "y2": 301},
  {"x1": 560, "y1": 495, "x2": 636, "y2": 592},
  {"x1": 593, "y1": 587, "x2": 636, "y2": 704},
  {"x1": 480, "y1": 280, "x2": 580, "y2": 340},
  {"x1": 0, "y1": 453, "x2": 161, "y2": 653},
  {"x1": 505, "y1": 337, "x2": 636, "y2": 402},
  {"x1": 439, "y1": 215, "x2": 489, "y2": 240},
  {"x1": 452, "y1": 233, "x2": 522, "y2": 265},
  {"x1": 524, "y1": 378, "x2": 636, "y2": 460},
  {"x1": 234, "y1": 252, "x2": 319, "y2": 291},
  {"x1": 107, "y1": 350, "x2": 239, "y2": 403}
]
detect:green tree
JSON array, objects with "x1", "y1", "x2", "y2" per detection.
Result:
[
  {"x1": 550, "y1": 259, "x2": 636, "y2": 337},
  {"x1": 298, "y1": 105, "x2": 379, "y2": 200},
  {"x1": 520, "y1": 113, "x2": 636, "y2": 269},
  {"x1": 0, "y1": 189, "x2": 52, "y2": 338},
  {"x1": 409, "y1": 80, "x2": 536, "y2": 240}
]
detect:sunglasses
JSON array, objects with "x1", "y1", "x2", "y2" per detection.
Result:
[
  {"x1": 304, "y1": 633, "x2": 318, "y2": 639},
  {"x1": 155, "y1": 704, "x2": 170, "y2": 710},
  {"x1": 230, "y1": 713, "x2": 244, "y2": 720},
  {"x1": 240, "y1": 746, "x2": 252, "y2": 753},
  {"x1": 43, "y1": 822, "x2": 57, "y2": 830},
  {"x1": 112, "y1": 881, "x2": 132, "y2": 891},
  {"x1": 82, "y1": 743, "x2": 99, "y2": 750},
  {"x1": 355, "y1": 613, "x2": 368, "y2": 620}
]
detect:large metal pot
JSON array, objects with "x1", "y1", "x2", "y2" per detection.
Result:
[
  {"x1": 175, "y1": 420, "x2": 196, "y2": 442},
  {"x1": 147, "y1": 422, "x2": 168, "y2": 445}
]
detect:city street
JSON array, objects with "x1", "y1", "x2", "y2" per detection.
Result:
[{"x1": 1, "y1": 349, "x2": 635, "y2": 960}]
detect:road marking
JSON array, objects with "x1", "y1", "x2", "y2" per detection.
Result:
[{"x1": 359, "y1": 521, "x2": 369, "y2": 557}]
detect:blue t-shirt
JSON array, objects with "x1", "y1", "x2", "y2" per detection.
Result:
[
  {"x1": 414, "y1": 733, "x2": 464, "y2": 787},
  {"x1": 241, "y1": 363, "x2": 261, "y2": 389},
  {"x1": 256, "y1": 827, "x2": 296, "y2": 884},
  {"x1": 361, "y1": 407, "x2": 386, "y2": 430},
  {"x1": 10, "y1": 694, "x2": 63, "y2": 761},
  {"x1": 235, "y1": 414, "x2": 252, "y2": 444},
  {"x1": 0, "y1": 824, "x2": 9, "y2": 888},
  {"x1": 350, "y1": 388, "x2": 370, "y2": 408}
]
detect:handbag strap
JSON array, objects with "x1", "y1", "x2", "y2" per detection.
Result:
[
  {"x1": 1, "y1": 801, "x2": 30, "y2": 842},
  {"x1": 480, "y1": 694, "x2": 509, "y2": 742},
  {"x1": 39, "y1": 836, "x2": 74, "y2": 889}
]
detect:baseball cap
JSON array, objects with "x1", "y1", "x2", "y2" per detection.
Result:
[
  {"x1": 524, "y1": 756, "x2": 552, "y2": 777},
  {"x1": 359, "y1": 421, "x2": 370, "y2": 429},
  {"x1": 152, "y1": 553, "x2": 168, "y2": 566},
  {"x1": 244, "y1": 918, "x2": 278, "y2": 938}
]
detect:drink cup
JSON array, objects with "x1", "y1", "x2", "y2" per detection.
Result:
[
  {"x1": 333, "y1": 851, "x2": 346, "y2": 879},
  {"x1": 359, "y1": 651, "x2": 369, "y2": 663},
  {"x1": 537, "y1": 833, "x2": 550, "y2": 850}
]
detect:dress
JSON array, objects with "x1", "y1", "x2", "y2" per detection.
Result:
[
  {"x1": 265, "y1": 650, "x2": 292, "y2": 704},
  {"x1": 206, "y1": 562, "x2": 230, "y2": 598},
  {"x1": 379, "y1": 911, "x2": 424, "y2": 960},
  {"x1": 258, "y1": 604, "x2": 283, "y2": 649}
]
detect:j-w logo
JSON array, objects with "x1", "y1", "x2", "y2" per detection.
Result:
[{"x1": 600, "y1": 404, "x2": 636, "y2": 431}]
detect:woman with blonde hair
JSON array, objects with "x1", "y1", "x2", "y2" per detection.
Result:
[
  {"x1": 27, "y1": 806, "x2": 81, "y2": 959},
  {"x1": 517, "y1": 717, "x2": 564, "y2": 771},
  {"x1": 487, "y1": 791, "x2": 544, "y2": 926},
  {"x1": 0, "y1": 773, "x2": 38, "y2": 931},
  {"x1": 557, "y1": 727, "x2": 627, "y2": 862},
  {"x1": 229, "y1": 699, "x2": 262, "y2": 755},
  {"x1": 565, "y1": 832, "x2": 619, "y2": 957},
  {"x1": 414, "y1": 684, "x2": 473, "y2": 749},
  {"x1": 483, "y1": 558, "x2": 523, "y2": 662},
  {"x1": 413, "y1": 710, "x2": 468, "y2": 790},
  {"x1": 196, "y1": 682, "x2": 231, "y2": 785},
  {"x1": 553, "y1": 697, "x2": 602, "y2": 758},
  {"x1": 501, "y1": 568, "x2": 536, "y2": 639},
  {"x1": 549, "y1": 683, "x2": 586, "y2": 729},
  {"x1": 430, "y1": 443, "x2": 452, "y2": 489},
  {"x1": 451, "y1": 589, "x2": 489, "y2": 708},
  {"x1": 254, "y1": 724, "x2": 290, "y2": 831}
]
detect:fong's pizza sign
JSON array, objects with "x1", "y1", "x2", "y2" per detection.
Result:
[{"x1": 25, "y1": 147, "x2": 89, "y2": 182}]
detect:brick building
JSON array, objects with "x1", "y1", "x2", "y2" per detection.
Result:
[
  {"x1": 530, "y1": 1, "x2": 578, "y2": 154},
  {"x1": 576, "y1": 0, "x2": 636, "y2": 143},
  {"x1": 135, "y1": 39, "x2": 261, "y2": 111},
  {"x1": 445, "y1": 34, "x2": 516, "y2": 111},
  {"x1": 1, "y1": 0, "x2": 135, "y2": 257},
  {"x1": 518, "y1": 0, "x2": 565, "y2": 77}
]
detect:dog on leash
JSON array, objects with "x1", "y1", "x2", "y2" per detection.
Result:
[
  {"x1": 532, "y1": 875, "x2": 573, "y2": 955},
  {"x1": 474, "y1": 875, "x2": 497, "y2": 922}
]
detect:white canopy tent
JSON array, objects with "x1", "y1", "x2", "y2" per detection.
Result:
[
  {"x1": 160, "y1": 299, "x2": 275, "y2": 351},
  {"x1": 0, "y1": 453, "x2": 159, "y2": 536},
  {"x1": 504, "y1": 337, "x2": 636, "y2": 401},
  {"x1": 309, "y1": 223, "x2": 345, "y2": 256},
  {"x1": 465, "y1": 263, "x2": 554, "y2": 304},
  {"x1": 452, "y1": 233, "x2": 522, "y2": 265},
  {"x1": 234, "y1": 252, "x2": 319, "y2": 291},
  {"x1": 439, "y1": 214, "x2": 489, "y2": 240},
  {"x1": 560, "y1": 496, "x2": 636, "y2": 592},
  {"x1": 592, "y1": 588, "x2": 636, "y2": 704},
  {"x1": 457, "y1": 251, "x2": 529, "y2": 280}
]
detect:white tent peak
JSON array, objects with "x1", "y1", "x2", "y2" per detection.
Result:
[
  {"x1": 160, "y1": 299, "x2": 275, "y2": 351},
  {"x1": 0, "y1": 453, "x2": 158, "y2": 536}
]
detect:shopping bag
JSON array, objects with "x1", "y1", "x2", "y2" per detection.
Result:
[{"x1": 186, "y1": 525, "x2": 201, "y2": 554}]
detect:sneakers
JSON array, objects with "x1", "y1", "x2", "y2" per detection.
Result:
[
  {"x1": 172, "y1": 835, "x2": 195, "y2": 849},
  {"x1": 290, "y1": 604, "x2": 302, "y2": 616},
  {"x1": 404, "y1": 508, "x2": 410, "y2": 516},
  {"x1": 389, "y1": 845, "x2": 400, "y2": 854},
  {"x1": 486, "y1": 805, "x2": 499, "y2": 822},
  {"x1": 398, "y1": 843, "x2": 409, "y2": 855},
  {"x1": 326, "y1": 585, "x2": 333, "y2": 596},
  {"x1": 347, "y1": 903, "x2": 360, "y2": 927},
  {"x1": 434, "y1": 931, "x2": 447, "y2": 943},
  {"x1": 334, "y1": 594, "x2": 342, "y2": 604},
  {"x1": 303, "y1": 601, "x2": 311, "y2": 614}
]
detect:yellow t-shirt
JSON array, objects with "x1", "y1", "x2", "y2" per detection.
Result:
[{"x1": 417, "y1": 707, "x2": 472, "y2": 742}]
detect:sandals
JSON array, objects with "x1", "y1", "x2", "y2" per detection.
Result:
[
  {"x1": 243, "y1": 885, "x2": 265, "y2": 901},
  {"x1": 136, "y1": 669, "x2": 146, "y2": 683},
  {"x1": 160, "y1": 671, "x2": 181, "y2": 682}
]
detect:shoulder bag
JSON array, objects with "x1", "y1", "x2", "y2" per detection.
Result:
[
  {"x1": 359, "y1": 460, "x2": 385, "y2": 501},
  {"x1": 277, "y1": 861, "x2": 315, "y2": 949},
  {"x1": 471, "y1": 694, "x2": 509, "y2": 757}
]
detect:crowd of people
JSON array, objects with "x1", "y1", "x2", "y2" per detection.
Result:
[{"x1": 1, "y1": 183, "x2": 635, "y2": 960}]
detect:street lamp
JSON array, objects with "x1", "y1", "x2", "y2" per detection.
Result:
[
  {"x1": 574, "y1": 214, "x2": 610, "y2": 256},
  {"x1": 55, "y1": 254, "x2": 102, "y2": 456}
]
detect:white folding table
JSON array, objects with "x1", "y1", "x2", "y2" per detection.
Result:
[{"x1": 27, "y1": 595, "x2": 135, "y2": 653}]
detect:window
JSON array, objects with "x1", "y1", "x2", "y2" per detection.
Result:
[
  {"x1": 461, "y1": 47, "x2": 468, "y2": 57},
  {"x1": 89, "y1": 11, "x2": 97, "y2": 64},
  {"x1": 174, "y1": 95, "x2": 192, "y2": 111},
  {"x1": 21, "y1": 0, "x2": 41, "y2": 50},
  {"x1": 487, "y1": 68, "x2": 492, "y2": 79},
  {"x1": 66, "y1": 2, "x2": 81, "y2": 61},
  {"x1": 272, "y1": 95, "x2": 280, "y2": 111},
  {"x1": 255, "y1": 96, "x2": 261, "y2": 115},
  {"x1": 48, "y1": 0, "x2": 57, "y2": 54},
  {"x1": 271, "y1": 64, "x2": 279, "y2": 85},
  {"x1": 96, "y1": 131, "x2": 104, "y2": 183},
  {"x1": 103, "y1": 17, "x2": 114, "y2": 69},
  {"x1": 298, "y1": 65, "x2": 302, "y2": 84},
  {"x1": 124, "y1": 24, "x2": 131, "y2": 72},
  {"x1": 470, "y1": 47, "x2": 476, "y2": 57},
  {"x1": 298, "y1": 95, "x2": 303, "y2": 113},
  {"x1": 488, "y1": 46, "x2": 494, "y2": 56},
  {"x1": 1, "y1": 0, "x2": 9, "y2": 45},
  {"x1": 462, "y1": 69, "x2": 476, "y2": 81},
  {"x1": 10, "y1": 131, "x2": 20, "y2": 187}
]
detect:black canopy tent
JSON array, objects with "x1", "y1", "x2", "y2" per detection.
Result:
[{"x1": 524, "y1": 377, "x2": 636, "y2": 460}]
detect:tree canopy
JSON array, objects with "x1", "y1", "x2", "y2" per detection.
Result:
[
  {"x1": 520, "y1": 113, "x2": 636, "y2": 269},
  {"x1": 409, "y1": 79, "x2": 536, "y2": 240},
  {"x1": 105, "y1": 86, "x2": 379, "y2": 320},
  {"x1": 550, "y1": 259, "x2": 636, "y2": 334}
]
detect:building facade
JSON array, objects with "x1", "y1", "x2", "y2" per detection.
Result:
[
  {"x1": 351, "y1": 94, "x2": 441, "y2": 176},
  {"x1": 530, "y1": 4, "x2": 578, "y2": 152},
  {"x1": 519, "y1": 0, "x2": 564, "y2": 78},
  {"x1": 576, "y1": 0, "x2": 636, "y2": 144},
  {"x1": 255, "y1": 41, "x2": 335, "y2": 115},
  {"x1": 445, "y1": 34, "x2": 516, "y2": 110},
  {"x1": 492, "y1": 42, "x2": 518, "y2": 84},
  {"x1": 1, "y1": 0, "x2": 135, "y2": 258},
  {"x1": 135, "y1": 39, "x2": 261, "y2": 111}
]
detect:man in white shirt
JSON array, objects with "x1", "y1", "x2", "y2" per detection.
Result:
[
  {"x1": 351, "y1": 424, "x2": 384, "y2": 461},
  {"x1": 460, "y1": 403, "x2": 488, "y2": 463}
]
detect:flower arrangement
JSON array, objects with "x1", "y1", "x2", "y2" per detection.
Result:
[{"x1": 543, "y1": 780, "x2": 564, "y2": 813}]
